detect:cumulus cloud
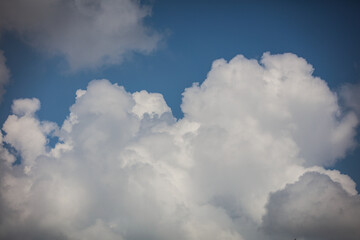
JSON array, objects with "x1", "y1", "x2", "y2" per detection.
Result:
[
  {"x1": 3, "y1": 98, "x2": 57, "y2": 173},
  {"x1": 0, "y1": 50, "x2": 10, "y2": 102},
  {"x1": 0, "y1": 53, "x2": 359, "y2": 239},
  {"x1": 0, "y1": 0, "x2": 161, "y2": 70},
  {"x1": 262, "y1": 172, "x2": 360, "y2": 240},
  {"x1": 182, "y1": 53, "x2": 358, "y2": 167}
]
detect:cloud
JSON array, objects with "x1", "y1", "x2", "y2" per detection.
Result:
[
  {"x1": 0, "y1": 50, "x2": 10, "y2": 102},
  {"x1": 11, "y1": 98, "x2": 41, "y2": 116},
  {"x1": 340, "y1": 83, "x2": 360, "y2": 118},
  {"x1": 0, "y1": 53, "x2": 359, "y2": 239},
  {"x1": 3, "y1": 98, "x2": 57, "y2": 173},
  {"x1": 0, "y1": 0, "x2": 161, "y2": 70},
  {"x1": 262, "y1": 172, "x2": 360, "y2": 240},
  {"x1": 182, "y1": 53, "x2": 358, "y2": 167}
]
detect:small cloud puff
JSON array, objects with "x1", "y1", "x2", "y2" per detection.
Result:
[{"x1": 11, "y1": 98, "x2": 40, "y2": 117}]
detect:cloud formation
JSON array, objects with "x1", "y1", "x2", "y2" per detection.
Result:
[
  {"x1": 0, "y1": 50, "x2": 10, "y2": 102},
  {"x1": 0, "y1": 0, "x2": 161, "y2": 70},
  {"x1": 341, "y1": 83, "x2": 360, "y2": 118},
  {"x1": 0, "y1": 53, "x2": 359, "y2": 240},
  {"x1": 262, "y1": 172, "x2": 360, "y2": 240}
]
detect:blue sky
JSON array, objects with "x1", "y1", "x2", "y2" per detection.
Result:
[{"x1": 0, "y1": 1, "x2": 360, "y2": 240}]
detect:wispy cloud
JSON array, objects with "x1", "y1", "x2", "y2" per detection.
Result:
[
  {"x1": 0, "y1": 50, "x2": 10, "y2": 102},
  {"x1": 340, "y1": 83, "x2": 360, "y2": 118},
  {"x1": 0, "y1": 0, "x2": 161, "y2": 70}
]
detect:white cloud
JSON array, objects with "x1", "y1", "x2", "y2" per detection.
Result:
[
  {"x1": 0, "y1": 0, "x2": 161, "y2": 70},
  {"x1": 3, "y1": 98, "x2": 57, "y2": 173},
  {"x1": 11, "y1": 98, "x2": 41, "y2": 117},
  {"x1": 132, "y1": 90, "x2": 171, "y2": 118},
  {"x1": 0, "y1": 50, "x2": 10, "y2": 102},
  {"x1": 0, "y1": 53, "x2": 359, "y2": 239},
  {"x1": 182, "y1": 53, "x2": 358, "y2": 167}
]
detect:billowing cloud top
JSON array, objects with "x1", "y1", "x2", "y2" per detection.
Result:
[
  {"x1": 0, "y1": 53, "x2": 359, "y2": 240},
  {"x1": 0, "y1": 0, "x2": 161, "y2": 70}
]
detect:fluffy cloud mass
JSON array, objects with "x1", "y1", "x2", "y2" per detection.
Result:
[
  {"x1": 262, "y1": 172, "x2": 360, "y2": 240},
  {"x1": 0, "y1": 0, "x2": 160, "y2": 70},
  {"x1": 0, "y1": 53, "x2": 359, "y2": 240}
]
